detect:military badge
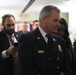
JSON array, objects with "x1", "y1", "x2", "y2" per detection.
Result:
[{"x1": 58, "y1": 45, "x2": 62, "y2": 52}]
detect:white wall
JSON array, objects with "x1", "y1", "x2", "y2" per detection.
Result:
[{"x1": 58, "y1": 0, "x2": 76, "y2": 44}]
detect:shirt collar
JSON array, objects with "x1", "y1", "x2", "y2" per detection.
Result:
[{"x1": 38, "y1": 26, "x2": 47, "y2": 38}]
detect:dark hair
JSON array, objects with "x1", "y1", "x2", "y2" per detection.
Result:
[
  {"x1": 33, "y1": 20, "x2": 38, "y2": 24},
  {"x1": 60, "y1": 18, "x2": 69, "y2": 36},
  {"x1": 60, "y1": 18, "x2": 72, "y2": 48},
  {"x1": 2, "y1": 14, "x2": 15, "y2": 25}
]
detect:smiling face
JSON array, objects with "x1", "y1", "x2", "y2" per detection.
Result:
[{"x1": 3, "y1": 16, "x2": 15, "y2": 35}]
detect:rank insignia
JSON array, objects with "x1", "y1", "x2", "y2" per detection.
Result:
[
  {"x1": 53, "y1": 39, "x2": 56, "y2": 41},
  {"x1": 38, "y1": 50, "x2": 45, "y2": 53},
  {"x1": 37, "y1": 37, "x2": 40, "y2": 40}
]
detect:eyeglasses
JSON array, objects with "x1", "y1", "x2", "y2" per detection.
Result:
[{"x1": 7, "y1": 23, "x2": 15, "y2": 27}]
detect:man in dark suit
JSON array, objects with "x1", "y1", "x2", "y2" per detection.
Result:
[
  {"x1": 18, "y1": 5, "x2": 71, "y2": 75},
  {"x1": 0, "y1": 14, "x2": 19, "y2": 75}
]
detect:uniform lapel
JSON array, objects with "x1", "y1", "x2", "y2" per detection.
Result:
[
  {"x1": 51, "y1": 35, "x2": 57, "y2": 52},
  {"x1": 52, "y1": 34, "x2": 63, "y2": 57},
  {"x1": 34, "y1": 28, "x2": 51, "y2": 56},
  {"x1": 1, "y1": 30, "x2": 10, "y2": 47}
]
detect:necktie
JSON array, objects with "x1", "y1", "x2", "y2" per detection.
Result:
[
  {"x1": 46, "y1": 34, "x2": 52, "y2": 49},
  {"x1": 9, "y1": 35, "x2": 14, "y2": 45}
]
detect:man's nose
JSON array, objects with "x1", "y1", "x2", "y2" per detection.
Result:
[
  {"x1": 57, "y1": 21, "x2": 60, "y2": 27},
  {"x1": 9, "y1": 25, "x2": 14, "y2": 29}
]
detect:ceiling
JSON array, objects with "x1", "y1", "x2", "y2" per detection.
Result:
[
  {"x1": 25, "y1": 0, "x2": 66, "y2": 13},
  {"x1": 0, "y1": 0, "x2": 75, "y2": 14},
  {"x1": 0, "y1": 0, "x2": 30, "y2": 14}
]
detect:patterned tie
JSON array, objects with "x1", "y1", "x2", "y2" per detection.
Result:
[{"x1": 9, "y1": 35, "x2": 14, "y2": 45}]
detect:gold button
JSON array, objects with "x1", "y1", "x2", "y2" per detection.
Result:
[
  {"x1": 48, "y1": 58, "x2": 50, "y2": 60},
  {"x1": 60, "y1": 72, "x2": 65, "y2": 75},
  {"x1": 57, "y1": 66, "x2": 59, "y2": 69},
  {"x1": 57, "y1": 57, "x2": 59, "y2": 60}
]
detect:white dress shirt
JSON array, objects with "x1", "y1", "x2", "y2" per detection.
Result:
[
  {"x1": 38, "y1": 26, "x2": 48, "y2": 43},
  {"x1": 2, "y1": 34, "x2": 18, "y2": 59}
]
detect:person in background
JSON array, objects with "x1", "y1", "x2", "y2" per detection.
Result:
[
  {"x1": 0, "y1": 14, "x2": 20, "y2": 75},
  {"x1": 0, "y1": 23, "x2": 3, "y2": 31},
  {"x1": 18, "y1": 22, "x2": 28, "y2": 36},
  {"x1": 18, "y1": 5, "x2": 71, "y2": 75},
  {"x1": 32, "y1": 20, "x2": 39, "y2": 30},
  {"x1": 55, "y1": 17, "x2": 76, "y2": 75}
]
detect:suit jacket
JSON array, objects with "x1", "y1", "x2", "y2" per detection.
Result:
[
  {"x1": 18, "y1": 27, "x2": 71, "y2": 75},
  {"x1": 0, "y1": 30, "x2": 19, "y2": 75}
]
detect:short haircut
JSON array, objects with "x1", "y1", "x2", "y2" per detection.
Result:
[
  {"x1": 39, "y1": 5, "x2": 60, "y2": 22},
  {"x1": 33, "y1": 20, "x2": 38, "y2": 24},
  {"x1": 2, "y1": 14, "x2": 15, "y2": 25}
]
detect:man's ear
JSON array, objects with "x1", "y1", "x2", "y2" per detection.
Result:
[{"x1": 41, "y1": 16, "x2": 47, "y2": 23}]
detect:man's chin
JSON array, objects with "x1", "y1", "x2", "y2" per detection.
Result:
[{"x1": 8, "y1": 31, "x2": 14, "y2": 35}]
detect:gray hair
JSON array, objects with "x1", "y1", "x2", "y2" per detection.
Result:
[{"x1": 39, "y1": 5, "x2": 60, "y2": 22}]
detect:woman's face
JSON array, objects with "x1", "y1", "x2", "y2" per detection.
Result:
[{"x1": 56, "y1": 24, "x2": 66, "y2": 37}]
